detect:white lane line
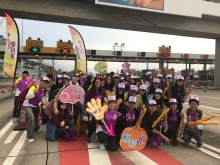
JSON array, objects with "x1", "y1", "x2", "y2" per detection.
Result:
[
  {"x1": 191, "y1": 139, "x2": 220, "y2": 154},
  {"x1": 119, "y1": 148, "x2": 158, "y2": 165},
  {"x1": 87, "y1": 141, "x2": 112, "y2": 165},
  {"x1": 3, "y1": 131, "x2": 26, "y2": 165},
  {"x1": 190, "y1": 94, "x2": 220, "y2": 99},
  {"x1": 4, "y1": 131, "x2": 19, "y2": 144},
  {"x1": 178, "y1": 139, "x2": 220, "y2": 160},
  {"x1": 183, "y1": 103, "x2": 220, "y2": 111},
  {"x1": 0, "y1": 120, "x2": 13, "y2": 139}
]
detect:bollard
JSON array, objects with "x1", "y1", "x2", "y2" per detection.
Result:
[
  {"x1": 1, "y1": 87, "x2": 5, "y2": 93},
  {"x1": 13, "y1": 104, "x2": 26, "y2": 131}
]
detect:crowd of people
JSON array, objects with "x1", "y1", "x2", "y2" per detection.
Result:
[{"x1": 12, "y1": 70, "x2": 205, "y2": 150}]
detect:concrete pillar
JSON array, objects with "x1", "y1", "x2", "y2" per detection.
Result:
[
  {"x1": 189, "y1": 62, "x2": 191, "y2": 70},
  {"x1": 159, "y1": 60, "x2": 164, "y2": 70},
  {"x1": 214, "y1": 39, "x2": 220, "y2": 88},
  {"x1": 204, "y1": 62, "x2": 206, "y2": 71}
]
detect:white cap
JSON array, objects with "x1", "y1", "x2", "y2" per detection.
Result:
[
  {"x1": 130, "y1": 85, "x2": 138, "y2": 92},
  {"x1": 128, "y1": 96, "x2": 136, "y2": 103},
  {"x1": 177, "y1": 75, "x2": 184, "y2": 81},
  {"x1": 155, "y1": 88, "x2": 162, "y2": 94},
  {"x1": 41, "y1": 77, "x2": 50, "y2": 82},
  {"x1": 139, "y1": 84, "x2": 146, "y2": 90},
  {"x1": 63, "y1": 75, "x2": 69, "y2": 79},
  {"x1": 114, "y1": 74, "x2": 119, "y2": 78},
  {"x1": 166, "y1": 74, "x2": 172, "y2": 78},
  {"x1": 120, "y1": 78, "x2": 125, "y2": 81},
  {"x1": 148, "y1": 99, "x2": 157, "y2": 105},
  {"x1": 79, "y1": 72, "x2": 84, "y2": 75},
  {"x1": 189, "y1": 95, "x2": 200, "y2": 103},
  {"x1": 57, "y1": 75, "x2": 63, "y2": 79},
  {"x1": 157, "y1": 74, "x2": 163, "y2": 78},
  {"x1": 118, "y1": 83, "x2": 125, "y2": 89},
  {"x1": 75, "y1": 74, "x2": 80, "y2": 77},
  {"x1": 61, "y1": 71, "x2": 66, "y2": 74},
  {"x1": 146, "y1": 72, "x2": 152, "y2": 76},
  {"x1": 169, "y1": 98, "x2": 178, "y2": 104},
  {"x1": 108, "y1": 96, "x2": 116, "y2": 102},
  {"x1": 153, "y1": 78, "x2": 160, "y2": 84},
  {"x1": 130, "y1": 75, "x2": 136, "y2": 79},
  {"x1": 126, "y1": 72, "x2": 130, "y2": 76}
]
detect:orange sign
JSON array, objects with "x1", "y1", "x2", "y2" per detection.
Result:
[
  {"x1": 26, "y1": 40, "x2": 44, "y2": 47},
  {"x1": 57, "y1": 42, "x2": 73, "y2": 48}
]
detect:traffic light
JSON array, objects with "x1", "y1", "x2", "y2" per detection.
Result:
[
  {"x1": 160, "y1": 53, "x2": 170, "y2": 58},
  {"x1": 30, "y1": 46, "x2": 40, "y2": 53},
  {"x1": 204, "y1": 55, "x2": 209, "y2": 59},
  {"x1": 60, "y1": 48, "x2": 70, "y2": 54}
]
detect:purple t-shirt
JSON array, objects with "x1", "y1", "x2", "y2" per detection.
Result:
[
  {"x1": 189, "y1": 111, "x2": 198, "y2": 122},
  {"x1": 101, "y1": 109, "x2": 121, "y2": 136},
  {"x1": 94, "y1": 90, "x2": 101, "y2": 99},
  {"x1": 168, "y1": 110, "x2": 177, "y2": 127},
  {"x1": 175, "y1": 90, "x2": 182, "y2": 104},
  {"x1": 15, "y1": 78, "x2": 29, "y2": 96},
  {"x1": 79, "y1": 79, "x2": 84, "y2": 85},
  {"x1": 29, "y1": 86, "x2": 46, "y2": 106},
  {"x1": 127, "y1": 108, "x2": 136, "y2": 126}
]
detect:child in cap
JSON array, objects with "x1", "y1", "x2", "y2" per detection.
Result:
[
  {"x1": 145, "y1": 72, "x2": 153, "y2": 87},
  {"x1": 182, "y1": 95, "x2": 204, "y2": 148},
  {"x1": 146, "y1": 78, "x2": 160, "y2": 99},
  {"x1": 170, "y1": 75, "x2": 186, "y2": 111},
  {"x1": 140, "y1": 99, "x2": 162, "y2": 146},
  {"x1": 116, "y1": 96, "x2": 140, "y2": 143},
  {"x1": 96, "y1": 96, "x2": 126, "y2": 151},
  {"x1": 167, "y1": 98, "x2": 183, "y2": 146}
]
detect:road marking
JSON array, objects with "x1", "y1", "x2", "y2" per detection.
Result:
[
  {"x1": 87, "y1": 141, "x2": 112, "y2": 165},
  {"x1": 183, "y1": 103, "x2": 220, "y2": 111},
  {"x1": 191, "y1": 139, "x2": 220, "y2": 154},
  {"x1": 0, "y1": 120, "x2": 13, "y2": 139},
  {"x1": 4, "y1": 131, "x2": 19, "y2": 144},
  {"x1": 190, "y1": 94, "x2": 220, "y2": 99},
  {"x1": 178, "y1": 139, "x2": 220, "y2": 160},
  {"x1": 3, "y1": 131, "x2": 26, "y2": 165},
  {"x1": 119, "y1": 149, "x2": 158, "y2": 165}
]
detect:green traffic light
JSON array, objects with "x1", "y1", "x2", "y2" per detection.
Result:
[{"x1": 32, "y1": 47, "x2": 38, "y2": 52}]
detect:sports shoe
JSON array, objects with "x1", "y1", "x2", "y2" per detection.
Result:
[
  {"x1": 12, "y1": 118, "x2": 18, "y2": 123},
  {"x1": 26, "y1": 137, "x2": 34, "y2": 143},
  {"x1": 198, "y1": 145, "x2": 203, "y2": 148},
  {"x1": 99, "y1": 143, "x2": 105, "y2": 150},
  {"x1": 86, "y1": 137, "x2": 91, "y2": 143},
  {"x1": 35, "y1": 128, "x2": 43, "y2": 132}
]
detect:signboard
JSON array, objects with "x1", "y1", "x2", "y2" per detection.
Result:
[
  {"x1": 95, "y1": 0, "x2": 164, "y2": 11},
  {"x1": 156, "y1": 46, "x2": 172, "y2": 58},
  {"x1": 59, "y1": 85, "x2": 85, "y2": 104},
  {"x1": 26, "y1": 40, "x2": 44, "y2": 47},
  {"x1": 94, "y1": 61, "x2": 108, "y2": 72},
  {"x1": 57, "y1": 41, "x2": 73, "y2": 48}
]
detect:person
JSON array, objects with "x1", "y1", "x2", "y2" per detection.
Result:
[
  {"x1": 79, "y1": 72, "x2": 85, "y2": 86},
  {"x1": 137, "y1": 84, "x2": 147, "y2": 108},
  {"x1": 71, "y1": 76, "x2": 79, "y2": 86},
  {"x1": 96, "y1": 96, "x2": 126, "y2": 151},
  {"x1": 61, "y1": 71, "x2": 67, "y2": 76},
  {"x1": 48, "y1": 75, "x2": 63, "y2": 102},
  {"x1": 12, "y1": 70, "x2": 31, "y2": 123},
  {"x1": 85, "y1": 77, "x2": 107, "y2": 143},
  {"x1": 140, "y1": 99, "x2": 162, "y2": 146},
  {"x1": 62, "y1": 75, "x2": 70, "y2": 87},
  {"x1": 182, "y1": 95, "x2": 204, "y2": 148},
  {"x1": 82, "y1": 75, "x2": 93, "y2": 92},
  {"x1": 152, "y1": 88, "x2": 164, "y2": 114},
  {"x1": 24, "y1": 77, "x2": 49, "y2": 143},
  {"x1": 167, "y1": 98, "x2": 182, "y2": 146},
  {"x1": 157, "y1": 74, "x2": 164, "y2": 90},
  {"x1": 103, "y1": 75, "x2": 115, "y2": 93},
  {"x1": 145, "y1": 72, "x2": 153, "y2": 88},
  {"x1": 146, "y1": 78, "x2": 160, "y2": 103}
]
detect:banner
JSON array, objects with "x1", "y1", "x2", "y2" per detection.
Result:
[
  {"x1": 96, "y1": 0, "x2": 164, "y2": 11},
  {"x1": 94, "y1": 61, "x2": 108, "y2": 72},
  {"x1": 3, "y1": 12, "x2": 20, "y2": 78},
  {"x1": 68, "y1": 26, "x2": 87, "y2": 74}
]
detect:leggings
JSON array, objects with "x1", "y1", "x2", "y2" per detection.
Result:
[
  {"x1": 97, "y1": 132, "x2": 118, "y2": 151},
  {"x1": 87, "y1": 116, "x2": 96, "y2": 138}
]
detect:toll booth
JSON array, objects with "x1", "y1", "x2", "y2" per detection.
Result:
[
  {"x1": 181, "y1": 70, "x2": 194, "y2": 80},
  {"x1": 198, "y1": 70, "x2": 214, "y2": 80}
]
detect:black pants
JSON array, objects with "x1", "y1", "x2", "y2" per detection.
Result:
[
  {"x1": 97, "y1": 131, "x2": 118, "y2": 151},
  {"x1": 13, "y1": 96, "x2": 20, "y2": 118},
  {"x1": 182, "y1": 128, "x2": 202, "y2": 146},
  {"x1": 168, "y1": 126, "x2": 177, "y2": 142},
  {"x1": 87, "y1": 116, "x2": 96, "y2": 138}
]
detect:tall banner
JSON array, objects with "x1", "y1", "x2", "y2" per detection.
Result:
[
  {"x1": 3, "y1": 12, "x2": 20, "y2": 78},
  {"x1": 68, "y1": 26, "x2": 87, "y2": 74}
]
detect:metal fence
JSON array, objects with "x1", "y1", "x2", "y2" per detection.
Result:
[{"x1": 0, "y1": 78, "x2": 13, "y2": 83}]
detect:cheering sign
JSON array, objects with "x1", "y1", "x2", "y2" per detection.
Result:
[{"x1": 59, "y1": 85, "x2": 85, "y2": 104}]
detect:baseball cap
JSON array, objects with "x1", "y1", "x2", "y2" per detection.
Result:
[
  {"x1": 57, "y1": 75, "x2": 63, "y2": 79},
  {"x1": 153, "y1": 78, "x2": 160, "y2": 84},
  {"x1": 22, "y1": 70, "x2": 29, "y2": 75},
  {"x1": 75, "y1": 74, "x2": 80, "y2": 77},
  {"x1": 41, "y1": 77, "x2": 50, "y2": 83},
  {"x1": 169, "y1": 98, "x2": 178, "y2": 104},
  {"x1": 118, "y1": 83, "x2": 125, "y2": 89},
  {"x1": 148, "y1": 99, "x2": 157, "y2": 106},
  {"x1": 130, "y1": 85, "x2": 138, "y2": 92},
  {"x1": 166, "y1": 74, "x2": 172, "y2": 78},
  {"x1": 79, "y1": 72, "x2": 84, "y2": 75},
  {"x1": 108, "y1": 96, "x2": 116, "y2": 102},
  {"x1": 130, "y1": 75, "x2": 136, "y2": 79},
  {"x1": 114, "y1": 74, "x2": 119, "y2": 78},
  {"x1": 155, "y1": 88, "x2": 162, "y2": 94},
  {"x1": 63, "y1": 75, "x2": 69, "y2": 79},
  {"x1": 139, "y1": 84, "x2": 146, "y2": 91},
  {"x1": 125, "y1": 72, "x2": 130, "y2": 77},
  {"x1": 61, "y1": 71, "x2": 66, "y2": 74},
  {"x1": 157, "y1": 74, "x2": 163, "y2": 78},
  {"x1": 189, "y1": 95, "x2": 200, "y2": 104},
  {"x1": 146, "y1": 72, "x2": 152, "y2": 76},
  {"x1": 177, "y1": 75, "x2": 184, "y2": 81},
  {"x1": 128, "y1": 96, "x2": 136, "y2": 103}
]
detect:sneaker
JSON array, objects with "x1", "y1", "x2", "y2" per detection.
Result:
[
  {"x1": 86, "y1": 137, "x2": 91, "y2": 143},
  {"x1": 198, "y1": 145, "x2": 203, "y2": 148},
  {"x1": 13, "y1": 118, "x2": 18, "y2": 123},
  {"x1": 35, "y1": 128, "x2": 43, "y2": 132},
  {"x1": 26, "y1": 137, "x2": 34, "y2": 143},
  {"x1": 172, "y1": 140, "x2": 178, "y2": 146},
  {"x1": 99, "y1": 143, "x2": 105, "y2": 150}
]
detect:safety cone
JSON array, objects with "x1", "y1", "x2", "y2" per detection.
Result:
[
  {"x1": 13, "y1": 104, "x2": 26, "y2": 130},
  {"x1": 1, "y1": 87, "x2": 5, "y2": 93}
]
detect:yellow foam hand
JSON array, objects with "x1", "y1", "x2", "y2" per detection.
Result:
[
  {"x1": 86, "y1": 98, "x2": 108, "y2": 120},
  {"x1": 116, "y1": 98, "x2": 123, "y2": 110}
]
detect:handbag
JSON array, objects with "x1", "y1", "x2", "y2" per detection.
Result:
[
  {"x1": 82, "y1": 110, "x2": 92, "y2": 122},
  {"x1": 45, "y1": 122, "x2": 56, "y2": 142}
]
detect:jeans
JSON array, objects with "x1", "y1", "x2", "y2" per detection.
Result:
[
  {"x1": 13, "y1": 96, "x2": 20, "y2": 118},
  {"x1": 182, "y1": 128, "x2": 202, "y2": 146},
  {"x1": 24, "y1": 106, "x2": 40, "y2": 139}
]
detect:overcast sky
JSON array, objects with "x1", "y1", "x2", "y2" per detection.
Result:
[{"x1": 0, "y1": 17, "x2": 216, "y2": 73}]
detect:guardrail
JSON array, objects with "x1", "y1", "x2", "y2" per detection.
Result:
[
  {"x1": 0, "y1": 82, "x2": 13, "y2": 93},
  {"x1": 0, "y1": 78, "x2": 13, "y2": 83}
]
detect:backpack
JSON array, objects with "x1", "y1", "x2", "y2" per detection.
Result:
[{"x1": 18, "y1": 86, "x2": 32, "y2": 103}]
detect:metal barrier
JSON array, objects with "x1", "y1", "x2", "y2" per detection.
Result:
[
  {"x1": 0, "y1": 82, "x2": 13, "y2": 93},
  {"x1": 0, "y1": 78, "x2": 13, "y2": 83}
]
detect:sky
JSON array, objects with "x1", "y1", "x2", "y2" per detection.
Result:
[{"x1": 0, "y1": 16, "x2": 216, "y2": 74}]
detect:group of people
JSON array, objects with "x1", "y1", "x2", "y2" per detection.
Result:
[{"x1": 12, "y1": 70, "x2": 205, "y2": 150}]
